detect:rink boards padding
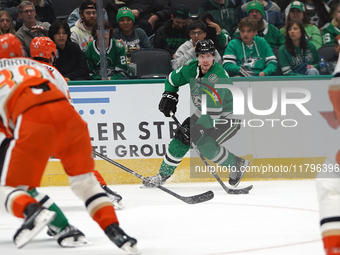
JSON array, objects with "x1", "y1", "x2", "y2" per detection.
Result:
[{"x1": 41, "y1": 77, "x2": 336, "y2": 186}]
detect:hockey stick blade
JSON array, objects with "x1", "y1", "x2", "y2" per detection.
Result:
[
  {"x1": 93, "y1": 151, "x2": 214, "y2": 204},
  {"x1": 170, "y1": 113, "x2": 253, "y2": 195}
]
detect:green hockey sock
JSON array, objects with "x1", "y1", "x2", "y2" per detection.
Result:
[
  {"x1": 219, "y1": 151, "x2": 237, "y2": 168},
  {"x1": 28, "y1": 188, "x2": 68, "y2": 233},
  {"x1": 159, "y1": 138, "x2": 190, "y2": 177},
  {"x1": 197, "y1": 135, "x2": 237, "y2": 167}
]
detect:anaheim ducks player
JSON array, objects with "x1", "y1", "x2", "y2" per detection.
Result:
[
  {"x1": 30, "y1": 37, "x2": 124, "y2": 210},
  {"x1": 0, "y1": 33, "x2": 139, "y2": 254},
  {"x1": 316, "y1": 47, "x2": 340, "y2": 255},
  {"x1": 28, "y1": 36, "x2": 126, "y2": 247}
]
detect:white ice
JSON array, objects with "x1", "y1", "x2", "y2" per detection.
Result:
[{"x1": 0, "y1": 180, "x2": 324, "y2": 255}]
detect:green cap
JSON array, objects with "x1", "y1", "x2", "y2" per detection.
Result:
[
  {"x1": 116, "y1": 7, "x2": 135, "y2": 23},
  {"x1": 247, "y1": 1, "x2": 265, "y2": 18},
  {"x1": 289, "y1": 1, "x2": 305, "y2": 12}
]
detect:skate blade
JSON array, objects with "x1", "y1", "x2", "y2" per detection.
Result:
[
  {"x1": 15, "y1": 210, "x2": 56, "y2": 248},
  {"x1": 59, "y1": 236, "x2": 90, "y2": 248},
  {"x1": 121, "y1": 242, "x2": 140, "y2": 255},
  {"x1": 112, "y1": 201, "x2": 125, "y2": 210},
  {"x1": 140, "y1": 184, "x2": 158, "y2": 189},
  {"x1": 231, "y1": 160, "x2": 249, "y2": 188}
]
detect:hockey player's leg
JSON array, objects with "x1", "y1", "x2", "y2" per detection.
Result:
[
  {"x1": 316, "y1": 156, "x2": 340, "y2": 255},
  {"x1": 143, "y1": 138, "x2": 190, "y2": 187},
  {"x1": 197, "y1": 135, "x2": 248, "y2": 187},
  {"x1": 91, "y1": 169, "x2": 124, "y2": 209},
  {"x1": 143, "y1": 118, "x2": 191, "y2": 188},
  {"x1": 69, "y1": 172, "x2": 139, "y2": 254},
  {"x1": 28, "y1": 188, "x2": 89, "y2": 247},
  {"x1": 0, "y1": 186, "x2": 56, "y2": 248}
]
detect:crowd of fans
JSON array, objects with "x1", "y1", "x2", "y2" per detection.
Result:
[{"x1": 0, "y1": 0, "x2": 339, "y2": 79}]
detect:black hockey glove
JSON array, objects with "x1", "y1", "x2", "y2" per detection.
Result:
[
  {"x1": 239, "y1": 66, "x2": 257, "y2": 77},
  {"x1": 185, "y1": 124, "x2": 206, "y2": 144},
  {"x1": 159, "y1": 91, "x2": 179, "y2": 117}
]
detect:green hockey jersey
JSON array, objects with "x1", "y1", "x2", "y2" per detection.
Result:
[
  {"x1": 233, "y1": 21, "x2": 285, "y2": 49},
  {"x1": 165, "y1": 59, "x2": 234, "y2": 129},
  {"x1": 84, "y1": 38, "x2": 128, "y2": 80},
  {"x1": 278, "y1": 41, "x2": 321, "y2": 75},
  {"x1": 222, "y1": 36, "x2": 277, "y2": 76},
  {"x1": 280, "y1": 24, "x2": 322, "y2": 49},
  {"x1": 322, "y1": 22, "x2": 340, "y2": 46}
]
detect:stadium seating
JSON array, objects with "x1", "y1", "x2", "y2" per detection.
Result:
[{"x1": 130, "y1": 48, "x2": 172, "y2": 79}]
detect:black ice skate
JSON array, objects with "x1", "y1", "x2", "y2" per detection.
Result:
[
  {"x1": 142, "y1": 173, "x2": 170, "y2": 188},
  {"x1": 47, "y1": 224, "x2": 89, "y2": 248},
  {"x1": 102, "y1": 185, "x2": 124, "y2": 210},
  {"x1": 228, "y1": 157, "x2": 249, "y2": 187},
  {"x1": 13, "y1": 203, "x2": 56, "y2": 248},
  {"x1": 105, "y1": 223, "x2": 139, "y2": 255}
]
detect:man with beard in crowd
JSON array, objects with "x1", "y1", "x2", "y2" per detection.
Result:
[
  {"x1": 70, "y1": 0, "x2": 97, "y2": 52},
  {"x1": 153, "y1": 4, "x2": 191, "y2": 59}
]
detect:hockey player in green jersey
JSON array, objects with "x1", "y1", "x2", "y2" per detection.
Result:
[
  {"x1": 143, "y1": 39, "x2": 249, "y2": 188},
  {"x1": 322, "y1": 4, "x2": 340, "y2": 46},
  {"x1": 223, "y1": 17, "x2": 277, "y2": 77}
]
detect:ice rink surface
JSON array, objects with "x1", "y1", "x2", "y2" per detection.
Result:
[{"x1": 0, "y1": 180, "x2": 324, "y2": 255}]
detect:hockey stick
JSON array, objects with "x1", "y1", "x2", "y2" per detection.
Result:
[
  {"x1": 170, "y1": 113, "x2": 253, "y2": 195},
  {"x1": 92, "y1": 151, "x2": 214, "y2": 204}
]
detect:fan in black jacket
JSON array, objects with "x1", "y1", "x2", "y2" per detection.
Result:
[{"x1": 48, "y1": 19, "x2": 90, "y2": 80}]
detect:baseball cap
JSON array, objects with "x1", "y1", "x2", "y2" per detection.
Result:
[
  {"x1": 172, "y1": 4, "x2": 190, "y2": 20},
  {"x1": 247, "y1": 1, "x2": 265, "y2": 18},
  {"x1": 116, "y1": 7, "x2": 135, "y2": 23},
  {"x1": 79, "y1": 0, "x2": 96, "y2": 11},
  {"x1": 289, "y1": 1, "x2": 305, "y2": 12}
]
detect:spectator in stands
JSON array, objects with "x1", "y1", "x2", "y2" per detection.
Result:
[
  {"x1": 198, "y1": 12, "x2": 231, "y2": 57},
  {"x1": 0, "y1": 11, "x2": 16, "y2": 34},
  {"x1": 15, "y1": 0, "x2": 56, "y2": 30},
  {"x1": 113, "y1": 7, "x2": 151, "y2": 58},
  {"x1": 283, "y1": 0, "x2": 331, "y2": 29},
  {"x1": 85, "y1": 20, "x2": 128, "y2": 80},
  {"x1": 105, "y1": 0, "x2": 171, "y2": 36},
  {"x1": 153, "y1": 4, "x2": 191, "y2": 59},
  {"x1": 198, "y1": 0, "x2": 239, "y2": 35},
  {"x1": 279, "y1": 20, "x2": 320, "y2": 75},
  {"x1": 222, "y1": 17, "x2": 277, "y2": 77},
  {"x1": 280, "y1": 1, "x2": 322, "y2": 49},
  {"x1": 15, "y1": 1, "x2": 50, "y2": 57},
  {"x1": 1, "y1": 0, "x2": 21, "y2": 23},
  {"x1": 234, "y1": 1, "x2": 285, "y2": 49},
  {"x1": 172, "y1": 21, "x2": 222, "y2": 70},
  {"x1": 324, "y1": 35, "x2": 340, "y2": 74},
  {"x1": 48, "y1": 19, "x2": 90, "y2": 81},
  {"x1": 322, "y1": 4, "x2": 340, "y2": 46},
  {"x1": 240, "y1": 0, "x2": 283, "y2": 29},
  {"x1": 70, "y1": 0, "x2": 96, "y2": 52},
  {"x1": 68, "y1": 0, "x2": 108, "y2": 29}
]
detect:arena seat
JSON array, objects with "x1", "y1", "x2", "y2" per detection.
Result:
[{"x1": 130, "y1": 48, "x2": 172, "y2": 79}]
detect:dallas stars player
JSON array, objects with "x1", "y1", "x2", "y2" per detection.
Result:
[{"x1": 143, "y1": 39, "x2": 249, "y2": 188}]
